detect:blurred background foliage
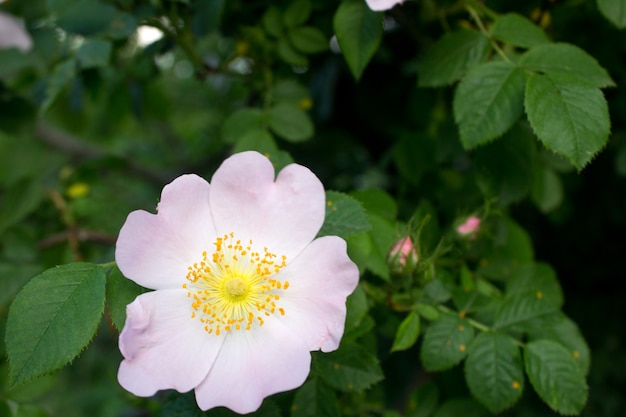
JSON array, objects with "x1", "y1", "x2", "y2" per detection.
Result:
[{"x1": 1, "y1": 0, "x2": 625, "y2": 416}]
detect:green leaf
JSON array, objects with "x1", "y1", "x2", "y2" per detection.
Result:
[
  {"x1": 105, "y1": 266, "x2": 147, "y2": 331},
  {"x1": 277, "y1": 38, "x2": 309, "y2": 67},
  {"x1": 454, "y1": 61, "x2": 526, "y2": 149},
  {"x1": 351, "y1": 189, "x2": 397, "y2": 221},
  {"x1": 221, "y1": 108, "x2": 265, "y2": 144},
  {"x1": 418, "y1": 29, "x2": 489, "y2": 87},
  {"x1": 464, "y1": 332, "x2": 524, "y2": 413},
  {"x1": 524, "y1": 73, "x2": 610, "y2": 170},
  {"x1": 41, "y1": 59, "x2": 75, "y2": 113},
  {"x1": 433, "y1": 398, "x2": 487, "y2": 417},
  {"x1": 318, "y1": 191, "x2": 371, "y2": 239},
  {"x1": 75, "y1": 38, "x2": 112, "y2": 69},
  {"x1": 505, "y1": 262, "x2": 564, "y2": 308},
  {"x1": 284, "y1": 0, "x2": 311, "y2": 29},
  {"x1": 473, "y1": 126, "x2": 537, "y2": 206},
  {"x1": 528, "y1": 315, "x2": 590, "y2": 376},
  {"x1": 524, "y1": 340, "x2": 588, "y2": 415},
  {"x1": 333, "y1": 0, "x2": 383, "y2": 80},
  {"x1": 406, "y1": 382, "x2": 440, "y2": 417},
  {"x1": 289, "y1": 26, "x2": 328, "y2": 54},
  {"x1": 364, "y1": 214, "x2": 396, "y2": 281},
  {"x1": 494, "y1": 292, "x2": 559, "y2": 331},
  {"x1": 479, "y1": 217, "x2": 534, "y2": 280},
  {"x1": 597, "y1": 0, "x2": 626, "y2": 28},
  {"x1": 267, "y1": 103, "x2": 314, "y2": 142},
  {"x1": 262, "y1": 6, "x2": 284, "y2": 37},
  {"x1": 291, "y1": 379, "x2": 339, "y2": 417},
  {"x1": 391, "y1": 311, "x2": 421, "y2": 352},
  {"x1": 492, "y1": 13, "x2": 550, "y2": 48},
  {"x1": 273, "y1": 79, "x2": 310, "y2": 105},
  {"x1": 520, "y1": 43, "x2": 615, "y2": 88},
  {"x1": 531, "y1": 167, "x2": 564, "y2": 212},
  {"x1": 161, "y1": 392, "x2": 205, "y2": 417},
  {"x1": 6, "y1": 263, "x2": 106, "y2": 387},
  {"x1": 0, "y1": 178, "x2": 44, "y2": 234},
  {"x1": 421, "y1": 313, "x2": 475, "y2": 371},
  {"x1": 344, "y1": 285, "x2": 369, "y2": 334},
  {"x1": 415, "y1": 303, "x2": 440, "y2": 321},
  {"x1": 313, "y1": 342, "x2": 384, "y2": 391}
]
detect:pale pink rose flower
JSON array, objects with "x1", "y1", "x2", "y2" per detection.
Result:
[
  {"x1": 115, "y1": 151, "x2": 359, "y2": 414},
  {"x1": 457, "y1": 216, "x2": 481, "y2": 237},
  {"x1": 0, "y1": 12, "x2": 32, "y2": 52},
  {"x1": 366, "y1": 0, "x2": 404, "y2": 11},
  {"x1": 389, "y1": 236, "x2": 418, "y2": 270}
]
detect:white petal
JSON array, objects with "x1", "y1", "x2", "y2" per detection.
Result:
[
  {"x1": 115, "y1": 174, "x2": 216, "y2": 289},
  {"x1": 365, "y1": 0, "x2": 404, "y2": 11},
  {"x1": 118, "y1": 290, "x2": 224, "y2": 396},
  {"x1": 194, "y1": 317, "x2": 311, "y2": 413},
  {"x1": 209, "y1": 151, "x2": 325, "y2": 261},
  {"x1": 277, "y1": 236, "x2": 359, "y2": 352},
  {"x1": 0, "y1": 12, "x2": 32, "y2": 52}
]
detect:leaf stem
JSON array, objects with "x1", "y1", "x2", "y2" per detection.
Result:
[
  {"x1": 99, "y1": 261, "x2": 117, "y2": 270},
  {"x1": 465, "y1": 4, "x2": 511, "y2": 64}
]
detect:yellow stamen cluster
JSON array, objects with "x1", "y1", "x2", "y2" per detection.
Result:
[{"x1": 184, "y1": 232, "x2": 289, "y2": 336}]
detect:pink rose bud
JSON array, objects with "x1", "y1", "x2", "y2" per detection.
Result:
[
  {"x1": 389, "y1": 236, "x2": 418, "y2": 272},
  {"x1": 457, "y1": 216, "x2": 481, "y2": 237}
]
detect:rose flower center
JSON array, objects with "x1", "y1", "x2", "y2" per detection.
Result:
[{"x1": 183, "y1": 233, "x2": 289, "y2": 336}]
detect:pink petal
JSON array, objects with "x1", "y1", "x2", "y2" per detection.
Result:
[
  {"x1": 194, "y1": 318, "x2": 311, "y2": 413},
  {"x1": 118, "y1": 290, "x2": 223, "y2": 396},
  {"x1": 209, "y1": 151, "x2": 325, "y2": 261},
  {"x1": 0, "y1": 12, "x2": 32, "y2": 52},
  {"x1": 365, "y1": 0, "x2": 404, "y2": 11},
  {"x1": 277, "y1": 236, "x2": 359, "y2": 352},
  {"x1": 115, "y1": 174, "x2": 216, "y2": 289}
]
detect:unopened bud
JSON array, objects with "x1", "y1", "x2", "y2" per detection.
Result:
[
  {"x1": 457, "y1": 216, "x2": 481, "y2": 238},
  {"x1": 389, "y1": 236, "x2": 418, "y2": 273}
]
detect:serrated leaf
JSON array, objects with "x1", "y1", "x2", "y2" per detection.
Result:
[
  {"x1": 351, "y1": 189, "x2": 397, "y2": 221},
  {"x1": 492, "y1": 13, "x2": 550, "y2": 48},
  {"x1": 524, "y1": 340, "x2": 588, "y2": 415},
  {"x1": 291, "y1": 379, "x2": 339, "y2": 417},
  {"x1": 415, "y1": 303, "x2": 440, "y2": 321},
  {"x1": 75, "y1": 38, "x2": 111, "y2": 69},
  {"x1": 284, "y1": 0, "x2": 311, "y2": 29},
  {"x1": 289, "y1": 26, "x2": 328, "y2": 54},
  {"x1": 597, "y1": 0, "x2": 626, "y2": 28},
  {"x1": 454, "y1": 61, "x2": 526, "y2": 149},
  {"x1": 391, "y1": 311, "x2": 421, "y2": 352},
  {"x1": 221, "y1": 108, "x2": 265, "y2": 144},
  {"x1": 464, "y1": 332, "x2": 524, "y2": 413},
  {"x1": 318, "y1": 191, "x2": 371, "y2": 239},
  {"x1": 41, "y1": 59, "x2": 75, "y2": 113},
  {"x1": 105, "y1": 266, "x2": 147, "y2": 331},
  {"x1": 528, "y1": 315, "x2": 590, "y2": 376},
  {"x1": 267, "y1": 103, "x2": 313, "y2": 142},
  {"x1": 421, "y1": 313, "x2": 475, "y2": 371},
  {"x1": 531, "y1": 167, "x2": 564, "y2": 212},
  {"x1": 524, "y1": 73, "x2": 610, "y2": 170},
  {"x1": 506, "y1": 263, "x2": 563, "y2": 308},
  {"x1": 520, "y1": 43, "x2": 615, "y2": 88},
  {"x1": 494, "y1": 291, "x2": 559, "y2": 332},
  {"x1": 313, "y1": 342, "x2": 384, "y2": 391},
  {"x1": 6, "y1": 263, "x2": 106, "y2": 387},
  {"x1": 418, "y1": 29, "x2": 489, "y2": 87},
  {"x1": 333, "y1": 0, "x2": 383, "y2": 80}
]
